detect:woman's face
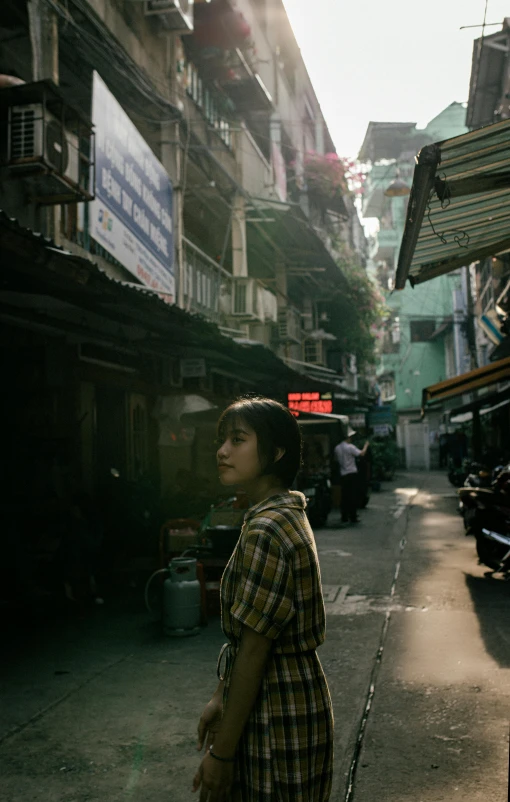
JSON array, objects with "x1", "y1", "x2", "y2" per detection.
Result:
[{"x1": 216, "y1": 419, "x2": 264, "y2": 487}]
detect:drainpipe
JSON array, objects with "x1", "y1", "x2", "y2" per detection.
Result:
[{"x1": 28, "y1": 0, "x2": 60, "y2": 242}]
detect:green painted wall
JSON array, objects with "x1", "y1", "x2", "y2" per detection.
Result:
[
  {"x1": 373, "y1": 103, "x2": 468, "y2": 411},
  {"x1": 381, "y1": 274, "x2": 457, "y2": 409}
]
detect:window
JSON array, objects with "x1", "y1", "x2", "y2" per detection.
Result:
[{"x1": 410, "y1": 319, "x2": 436, "y2": 342}]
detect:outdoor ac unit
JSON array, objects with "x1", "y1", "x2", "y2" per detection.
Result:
[
  {"x1": 8, "y1": 103, "x2": 79, "y2": 184},
  {"x1": 260, "y1": 288, "x2": 278, "y2": 323},
  {"x1": 278, "y1": 307, "x2": 302, "y2": 343},
  {"x1": 144, "y1": 0, "x2": 194, "y2": 31},
  {"x1": 231, "y1": 278, "x2": 264, "y2": 321},
  {"x1": 249, "y1": 322, "x2": 274, "y2": 347}
]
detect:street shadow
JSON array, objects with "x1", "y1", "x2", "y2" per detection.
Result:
[{"x1": 464, "y1": 571, "x2": 510, "y2": 668}]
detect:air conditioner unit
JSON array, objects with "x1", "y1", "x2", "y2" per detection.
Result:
[
  {"x1": 144, "y1": 0, "x2": 194, "y2": 31},
  {"x1": 8, "y1": 104, "x2": 80, "y2": 185},
  {"x1": 260, "y1": 288, "x2": 278, "y2": 323},
  {"x1": 231, "y1": 278, "x2": 264, "y2": 321},
  {"x1": 278, "y1": 307, "x2": 302, "y2": 343},
  {"x1": 249, "y1": 322, "x2": 275, "y2": 348}
]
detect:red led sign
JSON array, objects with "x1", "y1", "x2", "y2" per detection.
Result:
[{"x1": 287, "y1": 392, "x2": 333, "y2": 415}]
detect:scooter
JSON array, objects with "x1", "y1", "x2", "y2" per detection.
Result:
[
  {"x1": 458, "y1": 464, "x2": 510, "y2": 571},
  {"x1": 298, "y1": 472, "x2": 332, "y2": 528},
  {"x1": 457, "y1": 462, "x2": 493, "y2": 526}
]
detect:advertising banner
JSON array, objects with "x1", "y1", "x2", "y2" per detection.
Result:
[
  {"x1": 367, "y1": 405, "x2": 397, "y2": 427},
  {"x1": 90, "y1": 72, "x2": 174, "y2": 299}
]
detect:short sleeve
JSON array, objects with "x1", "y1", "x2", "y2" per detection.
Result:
[
  {"x1": 230, "y1": 528, "x2": 295, "y2": 640},
  {"x1": 348, "y1": 444, "x2": 362, "y2": 457}
]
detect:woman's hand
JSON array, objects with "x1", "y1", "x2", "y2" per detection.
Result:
[
  {"x1": 192, "y1": 751, "x2": 234, "y2": 801},
  {"x1": 197, "y1": 695, "x2": 223, "y2": 752}
]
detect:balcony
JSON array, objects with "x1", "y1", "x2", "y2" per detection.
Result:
[
  {"x1": 188, "y1": 2, "x2": 273, "y2": 113},
  {"x1": 184, "y1": 61, "x2": 233, "y2": 150},
  {"x1": 182, "y1": 237, "x2": 232, "y2": 323},
  {"x1": 236, "y1": 124, "x2": 273, "y2": 199}
]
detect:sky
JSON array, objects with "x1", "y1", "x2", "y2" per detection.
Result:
[{"x1": 282, "y1": 0, "x2": 510, "y2": 159}]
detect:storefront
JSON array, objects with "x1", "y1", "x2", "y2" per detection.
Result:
[
  {"x1": 0, "y1": 212, "x2": 320, "y2": 600},
  {"x1": 422, "y1": 357, "x2": 510, "y2": 460}
]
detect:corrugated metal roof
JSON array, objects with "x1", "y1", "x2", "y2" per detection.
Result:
[{"x1": 395, "y1": 118, "x2": 510, "y2": 289}]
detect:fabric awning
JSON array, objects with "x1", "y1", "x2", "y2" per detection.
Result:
[
  {"x1": 395, "y1": 118, "x2": 510, "y2": 289},
  {"x1": 422, "y1": 356, "x2": 510, "y2": 408}
]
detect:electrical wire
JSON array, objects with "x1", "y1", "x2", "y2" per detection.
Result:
[{"x1": 42, "y1": 0, "x2": 367, "y2": 295}]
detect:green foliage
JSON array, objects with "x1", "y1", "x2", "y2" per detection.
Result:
[
  {"x1": 370, "y1": 438, "x2": 399, "y2": 481},
  {"x1": 326, "y1": 258, "x2": 388, "y2": 369},
  {"x1": 303, "y1": 152, "x2": 349, "y2": 200}
]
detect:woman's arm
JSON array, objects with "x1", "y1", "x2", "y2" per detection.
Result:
[
  {"x1": 212, "y1": 625, "x2": 273, "y2": 758},
  {"x1": 197, "y1": 679, "x2": 225, "y2": 751}
]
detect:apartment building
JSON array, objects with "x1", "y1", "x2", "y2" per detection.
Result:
[
  {"x1": 0, "y1": 0, "x2": 369, "y2": 510},
  {"x1": 360, "y1": 103, "x2": 470, "y2": 467}
]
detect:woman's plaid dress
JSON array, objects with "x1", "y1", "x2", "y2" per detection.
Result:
[{"x1": 218, "y1": 491, "x2": 334, "y2": 802}]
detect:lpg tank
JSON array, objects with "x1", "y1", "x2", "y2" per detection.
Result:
[{"x1": 163, "y1": 557, "x2": 201, "y2": 637}]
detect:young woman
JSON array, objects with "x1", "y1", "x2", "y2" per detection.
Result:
[{"x1": 192, "y1": 397, "x2": 334, "y2": 802}]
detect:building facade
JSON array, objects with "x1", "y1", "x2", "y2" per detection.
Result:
[
  {"x1": 360, "y1": 104, "x2": 470, "y2": 468},
  {"x1": 0, "y1": 0, "x2": 372, "y2": 593}
]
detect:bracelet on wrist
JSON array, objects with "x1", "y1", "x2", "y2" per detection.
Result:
[{"x1": 208, "y1": 745, "x2": 236, "y2": 763}]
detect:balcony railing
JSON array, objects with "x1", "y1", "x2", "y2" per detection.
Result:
[
  {"x1": 185, "y1": 61, "x2": 233, "y2": 149},
  {"x1": 182, "y1": 237, "x2": 232, "y2": 323},
  {"x1": 236, "y1": 124, "x2": 273, "y2": 199}
]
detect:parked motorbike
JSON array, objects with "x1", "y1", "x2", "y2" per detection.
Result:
[
  {"x1": 448, "y1": 457, "x2": 469, "y2": 488},
  {"x1": 458, "y1": 464, "x2": 510, "y2": 572},
  {"x1": 457, "y1": 462, "x2": 493, "y2": 527},
  {"x1": 298, "y1": 472, "x2": 332, "y2": 528}
]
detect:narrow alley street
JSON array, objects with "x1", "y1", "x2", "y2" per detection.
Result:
[{"x1": 1, "y1": 472, "x2": 509, "y2": 802}]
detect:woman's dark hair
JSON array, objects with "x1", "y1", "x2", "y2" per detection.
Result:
[{"x1": 218, "y1": 396, "x2": 302, "y2": 487}]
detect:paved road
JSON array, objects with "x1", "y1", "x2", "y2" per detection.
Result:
[{"x1": 1, "y1": 472, "x2": 509, "y2": 801}]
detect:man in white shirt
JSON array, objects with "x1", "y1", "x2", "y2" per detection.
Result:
[{"x1": 334, "y1": 427, "x2": 369, "y2": 524}]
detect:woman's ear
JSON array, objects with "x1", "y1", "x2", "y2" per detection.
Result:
[{"x1": 274, "y1": 446, "x2": 286, "y2": 464}]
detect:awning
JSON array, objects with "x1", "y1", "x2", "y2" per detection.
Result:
[
  {"x1": 448, "y1": 386, "x2": 510, "y2": 423},
  {"x1": 294, "y1": 411, "x2": 349, "y2": 426},
  {"x1": 478, "y1": 310, "x2": 504, "y2": 345},
  {"x1": 395, "y1": 118, "x2": 510, "y2": 289},
  {"x1": 0, "y1": 211, "x2": 337, "y2": 393},
  {"x1": 246, "y1": 198, "x2": 348, "y2": 284},
  {"x1": 422, "y1": 356, "x2": 510, "y2": 408}
]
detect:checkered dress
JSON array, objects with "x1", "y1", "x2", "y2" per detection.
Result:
[{"x1": 219, "y1": 492, "x2": 334, "y2": 802}]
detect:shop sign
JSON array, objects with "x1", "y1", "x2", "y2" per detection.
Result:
[
  {"x1": 90, "y1": 72, "x2": 174, "y2": 299},
  {"x1": 287, "y1": 391, "x2": 333, "y2": 415},
  {"x1": 180, "y1": 358, "x2": 207, "y2": 378},
  {"x1": 368, "y1": 405, "x2": 397, "y2": 426},
  {"x1": 373, "y1": 424, "x2": 392, "y2": 437},
  {"x1": 348, "y1": 413, "x2": 366, "y2": 429}
]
